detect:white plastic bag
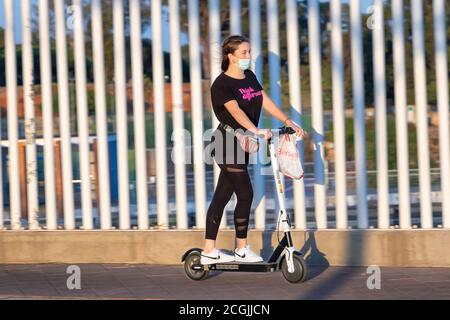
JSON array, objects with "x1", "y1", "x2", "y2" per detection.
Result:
[{"x1": 276, "y1": 133, "x2": 304, "y2": 180}]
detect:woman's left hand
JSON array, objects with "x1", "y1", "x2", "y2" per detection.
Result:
[{"x1": 285, "y1": 119, "x2": 307, "y2": 138}]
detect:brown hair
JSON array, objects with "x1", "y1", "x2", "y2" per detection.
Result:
[{"x1": 221, "y1": 35, "x2": 250, "y2": 72}]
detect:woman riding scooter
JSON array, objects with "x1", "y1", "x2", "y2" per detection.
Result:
[{"x1": 202, "y1": 35, "x2": 306, "y2": 265}]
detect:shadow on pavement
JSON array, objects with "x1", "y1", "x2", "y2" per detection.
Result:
[{"x1": 299, "y1": 230, "x2": 330, "y2": 281}]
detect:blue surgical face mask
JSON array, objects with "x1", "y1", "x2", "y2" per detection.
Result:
[{"x1": 237, "y1": 58, "x2": 252, "y2": 71}]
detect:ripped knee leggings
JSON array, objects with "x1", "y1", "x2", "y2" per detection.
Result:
[{"x1": 205, "y1": 164, "x2": 254, "y2": 241}]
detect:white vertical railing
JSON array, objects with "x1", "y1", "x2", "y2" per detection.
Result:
[
  {"x1": 5, "y1": 0, "x2": 21, "y2": 230},
  {"x1": 372, "y1": 0, "x2": 390, "y2": 229},
  {"x1": 286, "y1": 0, "x2": 307, "y2": 230},
  {"x1": 308, "y1": 0, "x2": 327, "y2": 229},
  {"x1": 0, "y1": 104, "x2": 2, "y2": 229},
  {"x1": 267, "y1": 0, "x2": 285, "y2": 216},
  {"x1": 55, "y1": 0, "x2": 75, "y2": 230},
  {"x1": 21, "y1": 0, "x2": 39, "y2": 230},
  {"x1": 250, "y1": 0, "x2": 266, "y2": 230},
  {"x1": 230, "y1": 0, "x2": 241, "y2": 35},
  {"x1": 130, "y1": 0, "x2": 149, "y2": 230},
  {"x1": 208, "y1": 0, "x2": 226, "y2": 229},
  {"x1": 91, "y1": 0, "x2": 112, "y2": 230},
  {"x1": 152, "y1": 0, "x2": 169, "y2": 229},
  {"x1": 1, "y1": 1, "x2": 448, "y2": 232},
  {"x1": 392, "y1": 0, "x2": 411, "y2": 229},
  {"x1": 349, "y1": 0, "x2": 368, "y2": 229},
  {"x1": 266, "y1": 0, "x2": 282, "y2": 129},
  {"x1": 411, "y1": 0, "x2": 433, "y2": 228},
  {"x1": 330, "y1": 0, "x2": 348, "y2": 229},
  {"x1": 73, "y1": 0, "x2": 93, "y2": 230},
  {"x1": 188, "y1": 0, "x2": 207, "y2": 229},
  {"x1": 433, "y1": 0, "x2": 450, "y2": 229},
  {"x1": 0, "y1": 74, "x2": 2, "y2": 230},
  {"x1": 0, "y1": 120, "x2": 2, "y2": 229},
  {"x1": 169, "y1": 0, "x2": 188, "y2": 229},
  {"x1": 39, "y1": 0, "x2": 58, "y2": 230},
  {"x1": 209, "y1": 0, "x2": 222, "y2": 85},
  {"x1": 113, "y1": 0, "x2": 131, "y2": 230}
]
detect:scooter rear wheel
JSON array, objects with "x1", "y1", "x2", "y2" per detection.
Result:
[
  {"x1": 184, "y1": 251, "x2": 209, "y2": 281},
  {"x1": 281, "y1": 253, "x2": 307, "y2": 283}
]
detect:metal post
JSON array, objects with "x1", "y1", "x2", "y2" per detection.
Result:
[
  {"x1": 330, "y1": 0, "x2": 348, "y2": 229},
  {"x1": 411, "y1": 0, "x2": 433, "y2": 228},
  {"x1": 73, "y1": 0, "x2": 93, "y2": 230},
  {"x1": 372, "y1": 0, "x2": 390, "y2": 229},
  {"x1": 0, "y1": 114, "x2": 3, "y2": 229},
  {"x1": 433, "y1": 0, "x2": 450, "y2": 228},
  {"x1": 208, "y1": 0, "x2": 226, "y2": 228},
  {"x1": 249, "y1": 0, "x2": 266, "y2": 230},
  {"x1": 21, "y1": 0, "x2": 40, "y2": 230},
  {"x1": 350, "y1": 0, "x2": 368, "y2": 229},
  {"x1": 54, "y1": 0, "x2": 76, "y2": 230},
  {"x1": 308, "y1": 0, "x2": 327, "y2": 229},
  {"x1": 266, "y1": 0, "x2": 282, "y2": 129},
  {"x1": 188, "y1": 0, "x2": 207, "y2": 229},
  {"x1": 286, "y1": 0, "x2": 307, "y2": 230},
  {"x1": 92, "y1": 0, "x2": 112, "y2": 230},
  {"x1": 5, "y1": 0, "x2": 21, "y2": 230},
  {"x1": 169, "y1": 0, "x2": 188, "y2": 229},
  {"x1": 267, "y1": 0, "x2": 285, "y2": 214},
  {"x1": 113, "y1": 0, "x2": 130, "y2": 229},
  {"x1": 230, "y1": 0, "x2": 241, "y2": 35},
  {"x1": 152, "y1": 0, "x2": 169, "y2": 228},
  {"x1": 39, "y1": 0, "x2": 58, "y2": 230},
  {"x1": 130, "y1": 0, "x2": 149, "y2": 230},
  {"x1": 392, "y1": 0, "x2": 411, "y2": 229}
]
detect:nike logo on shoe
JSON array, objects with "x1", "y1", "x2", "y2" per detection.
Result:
[
  {"x1": 201, "y1": 254, "x2": 220, "y2": 260},
  {"x1": 235, "y1": 252, "x2": 246, "y2": 259}
]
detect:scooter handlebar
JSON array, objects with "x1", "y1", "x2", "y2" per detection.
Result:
[
  {"x1": 268, "y1": 127, "x2": 303, "y2": 142},
  {"x1": 277, "y1": 127, "x2": 297, "y2": 135}
]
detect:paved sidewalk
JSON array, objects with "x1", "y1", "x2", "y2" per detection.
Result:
[{"x1": 0, "y1": 264, "x2": 449, "y2": 300}]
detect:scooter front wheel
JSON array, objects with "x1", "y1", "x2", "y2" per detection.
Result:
[
  {"x1": 281, "y1": 253, "x2": 307, "y2": 283},
  {"x1": 184, "y1": 251, "x2": 209, "y2": 281}
]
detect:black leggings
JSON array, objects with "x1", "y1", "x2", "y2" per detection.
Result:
[{"x1": 205, "y1": 164, "x2": 254, "y2": 241}]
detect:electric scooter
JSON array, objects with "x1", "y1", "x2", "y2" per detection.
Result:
[{"x1": 182, "y1": 127, "x2": 307, "y2": 283}]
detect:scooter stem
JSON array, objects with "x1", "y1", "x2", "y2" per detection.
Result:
[{"x1": 268, "y1": 137, "x2": 291, "y2": 233}]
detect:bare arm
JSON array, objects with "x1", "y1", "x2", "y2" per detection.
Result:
[
  {"x1": 261, "y1": 90, "x2": 307, "y2": 137},
  {"x1": 261, "y1": 90, "x2": 289, "y2": 124},
  {"x1": 223, "y1": 100, "x2": 259, "y2": 134}
]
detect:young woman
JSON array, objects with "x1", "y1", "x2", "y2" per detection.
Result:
[{"x1": 201, "y1": 35, "x2": 306, "y2": 265}]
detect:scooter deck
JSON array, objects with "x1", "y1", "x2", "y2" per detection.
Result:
[{"x1": 202, "y1": 262, "x2": 278, "y2": 272}]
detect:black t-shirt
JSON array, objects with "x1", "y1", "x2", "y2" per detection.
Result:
[{"x1": 210, "y1": 70, "x2": 264, "y2": 130}]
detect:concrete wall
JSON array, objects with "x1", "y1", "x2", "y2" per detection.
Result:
[{"x1": 1, "y1": 229, "x2": 449, "y2": 267}]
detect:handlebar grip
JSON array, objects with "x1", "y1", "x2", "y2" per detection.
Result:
[{"x1": 278, "y1": 127, "x2": 297, "y2": 135}]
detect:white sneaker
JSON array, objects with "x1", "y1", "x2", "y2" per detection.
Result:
[
  {"x1": 234, "y1": 245, "x2": 263, "y2": 263},
  {"x1": 200, "y1": 249, "x2": 235, "y2": 265}
]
